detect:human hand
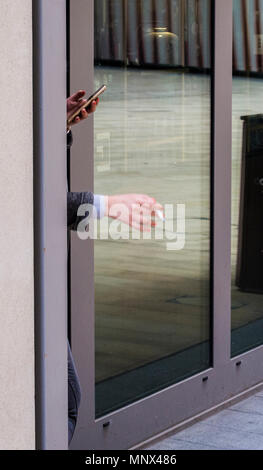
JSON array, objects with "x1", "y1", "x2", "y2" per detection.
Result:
[
  {"x1": 67, "y1": 90, "x2": 98, "y2": 127},
  {"x1": 105, "y1": 194, "x2": 164, "y2": 232}
]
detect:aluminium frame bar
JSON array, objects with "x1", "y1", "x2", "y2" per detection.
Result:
[{"x1": 33, "y1": 0, "x2": 68, "y2": 450}]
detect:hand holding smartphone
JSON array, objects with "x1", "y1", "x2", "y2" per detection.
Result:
[{"x1": 67, "y1": 85, "x2": 107, "y2": 126}]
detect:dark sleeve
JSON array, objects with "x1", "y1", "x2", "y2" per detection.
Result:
[
  {"x1": 67, "y1": 191, "x2": 94, "y2": 231},
  {"x1": 67, "y1": 129, "x2": 73, "y2": 149}
]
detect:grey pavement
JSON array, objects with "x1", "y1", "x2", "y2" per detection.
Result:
[{"x1": 144, "y1": 391, "x2": 263, "y2": 450}]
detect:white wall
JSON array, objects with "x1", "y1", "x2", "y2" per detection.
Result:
[{"x1": 0, "y1": 0, "x2": 35, "y2": 449}]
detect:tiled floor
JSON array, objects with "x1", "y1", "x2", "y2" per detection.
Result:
[{"x1": 144, "y1": 390, "x2": 263, "y2": 450}]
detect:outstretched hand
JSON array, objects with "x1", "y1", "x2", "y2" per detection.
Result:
[{"x1": 105, "y1": 194, "x2": 164, "y2": 232}]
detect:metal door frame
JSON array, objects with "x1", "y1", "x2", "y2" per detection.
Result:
[
  {"x1": 67, "y1": 0, "x2": 263, "y2": 450},
  {"x1": 33, "y1": 0, "x2": 68, "y2": 450}
]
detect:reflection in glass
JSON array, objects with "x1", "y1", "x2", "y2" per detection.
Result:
[
  {"x1": 94, "y1": 0, "x2": 212, "y2": 417},
  {"x1": 232, "y1": 0, "x2": 263, "y2": 356}
]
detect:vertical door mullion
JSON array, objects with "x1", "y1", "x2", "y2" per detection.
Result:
[
  {"x1": 33, "y1": 0, "x2": 68, "y2": 449},
  {"x1": 69, "y1": 0, "x2": 95, "y2": 448},
  {"x1": 213, "y1": 0, "x2": 233, "y2": 367}
]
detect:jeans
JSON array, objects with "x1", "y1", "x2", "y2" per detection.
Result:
[{"x1": 68, "y1": 342, "x2": 81, "y2": 444}]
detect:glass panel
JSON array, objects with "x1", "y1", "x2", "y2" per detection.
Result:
[
  {"x1": 231, "y1": 0, "x2": 263, "y2": 356},
  {"x1": 94, "y1": 0, "x2": 212, "y2": 417}
]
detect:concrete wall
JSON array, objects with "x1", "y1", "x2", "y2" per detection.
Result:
[{"x1": 0, "y1": 0, "x2": 35, "y2": 449}]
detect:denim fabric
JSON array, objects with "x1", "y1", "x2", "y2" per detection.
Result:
[
  {"x1": 68, "y1": 342, "x2": 81, "y2": 444},
  {"x1": 67, "y1": 129, "x2": 89, "y2": 444}
]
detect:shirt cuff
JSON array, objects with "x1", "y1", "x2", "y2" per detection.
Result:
[{"x1": 94, "y1": 194, "x2": 106, "y2": 219}]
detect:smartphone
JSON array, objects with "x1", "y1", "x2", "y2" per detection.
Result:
[{"x1": 67, "y1": 84, "x2": 107, "y2": 125}]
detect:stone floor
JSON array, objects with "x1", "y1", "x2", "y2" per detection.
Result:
[{"x1": 143, "y1": 389, "x2": 263, "y2": 450}]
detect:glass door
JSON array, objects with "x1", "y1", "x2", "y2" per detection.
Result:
[
  {"x1": 231, "y1": 0, "x2": 263, "y2": 356},
  {"x1": 93, "y1": 0, "x2": 212, "y2": 418},
  {"x1": 70, "y1": 0, "x2": 263, "y2": 451}
]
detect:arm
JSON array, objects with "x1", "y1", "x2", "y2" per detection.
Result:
[
  {"x1": 67, "y1": 191, "x2": 94, "y2": 231},
  {"x1": 66, "y1": 91, "x2": 97, "y2": 229}
]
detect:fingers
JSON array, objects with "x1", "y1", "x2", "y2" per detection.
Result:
[
  {"x1": 73, "y1": 116, "x2": 81, "y2": 125},
  {"x1": 67, "y1": 97, "x2": 86, "y2": 119},
  {"x1": 80, "y1": 107, "x2": 89, "y2": 119},
  {"x1": 106, "y1": 194, "x2": 164, "y2": 232},
  {"x1": 70, "y1": 90, "x2": 86, "y2": 102},
  {"x1": 72, "y1": 100, "x2": 98, "y2": 124},
  {"x1": 87, "y1": 100, "x2": 97, "y2": 114},
  {"x1": 132, "y1": 212, "x2": 152, "y2": 228},
  {"x1": 86, "y1": 98, "x2": 99, "y2": 114},
  {"x1": 131, "y1": 206, "x2": 155, "y2": 231},
  {"x1": 134, "y1": 200, "x2": 165, "y2": 230},
  {"x1": 133, "y1": 199, "x2": 164, "y2": 217},
  {"x1": 135, "y1": 195, "x2": 156, "y2": 206}
]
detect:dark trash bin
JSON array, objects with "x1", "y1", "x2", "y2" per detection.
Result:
[{"x1": 236, "y1": 114, "x2": 263, "y2": 293}]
